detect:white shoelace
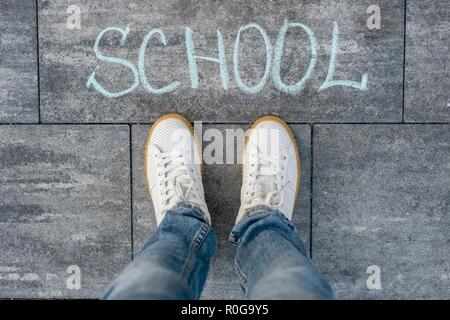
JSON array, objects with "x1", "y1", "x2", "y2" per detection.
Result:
[
  {"x1": 242, "y1": 150, "x2": 286, "y2": 212},
  {"x1": 155, "y1": 147, "x2": 203, "y2": 213}
]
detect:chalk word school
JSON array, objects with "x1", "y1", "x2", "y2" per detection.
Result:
[{"x1": 87, "y1": 21, "x2": 368, "y2": 97}]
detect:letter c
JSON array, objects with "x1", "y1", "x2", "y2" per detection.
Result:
[{"x1": 138, "y1": 28, "x2": 181, "y2": 94}]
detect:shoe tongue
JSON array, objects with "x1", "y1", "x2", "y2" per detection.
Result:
[
  {"x1": 173, "y1": 175, "x2": 192, "y2": 199},
  {"x1": 174, "y1": 180, "x2": 186, "y2": 199},
  {"x1": 248, "y1": 182, "x2": 271, "y2": 206},
  {"x1": 257, "y1": 174, "x2": 277, "y2": 194},
  {"x1": 248, "y1": 183, "x2": 282, "y2": 208},
  {"x1": 259, "y1": 181, "x2": 272, "y2": 196}
]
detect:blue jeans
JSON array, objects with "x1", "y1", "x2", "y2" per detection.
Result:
[{"x1": 102, "y1": 205, "x2": 334, "y2": 300}]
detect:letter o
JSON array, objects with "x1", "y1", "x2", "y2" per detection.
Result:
[
  {"x1": 272, "y1": 21, "x2": 318, "y2": 94},
  {"x1": 233, "y1": 23, "x2": 273, "y2": 94}
]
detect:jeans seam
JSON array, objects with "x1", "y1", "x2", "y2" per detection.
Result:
[
  {"x1": 180, "y1": 222, "x2": 210, "y2": 284},
  {"x1": 234, "y1": 259, "x2": 248, "y2": 290}
]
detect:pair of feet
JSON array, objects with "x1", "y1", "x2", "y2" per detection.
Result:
[{"x1": 145, "y1": 114, "x2": 300, "y2": 225}]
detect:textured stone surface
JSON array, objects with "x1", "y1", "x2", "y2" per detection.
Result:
[
  {"x1": 0, "y1": 0, "x2": 38, "y2": 123},
  {"x1": 0, "y1": 125, "x2": 131, "y2": 298},
  {"x1": 39, "y1": 0, "x2": 403, "y2": 123},
  {"x1": 131, "y1": 123, "x2": 311, "y2": 299},
  {"x1": 312, "y1": 125, "x2": 450, "y2": 299},
  {"x1": 405, "y1": 0, "x2": 449, "y2": 122},
  {"x1": 1, "y1": 0, "x2": 448, "y2": 300}
]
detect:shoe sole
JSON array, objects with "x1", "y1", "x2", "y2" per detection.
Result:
[
  {"x1": 243, "y1": 115, "x2": 301, "y2": 197},
  {"x1": 144, "y1": 113, "x2": 204, "y2": 194}
]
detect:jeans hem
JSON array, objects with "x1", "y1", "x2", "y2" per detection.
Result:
[{"x1": 169, "y1": 202, "x2": 210, "y2": 225}]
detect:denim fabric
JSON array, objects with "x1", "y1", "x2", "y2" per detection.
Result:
[
  {"x1": 230, "y1": 210, "x2": 334, "y2": 299},
  {"x1": 102, "y1": 205, "x2": 334, "y2": 300},
  {"x1": 102, "y1": 205, "x2": 216, "y2": 299}
]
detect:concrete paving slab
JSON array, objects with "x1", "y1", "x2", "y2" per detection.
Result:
[
  {"x1": 131, "y1": 123, "x2": 311, "y2": 299},
  {"x1": 0, "y1": 0, "x2": 38, "y2": 123},
  {"x1": 39, "y1": 0, "x2": 403, "y2": 123},
  {"x1": 2, "y1": 0, "x2": 448, "y2": 301},
  {"x1": 0, "y1": 125, "x2": 131, "y2": 298},
  {"x1": 312, "y1": 125, "x2": 450, "y2": 299},
  {"x1": 405, "y1": 0, "x2": 450, "y2": 122}
]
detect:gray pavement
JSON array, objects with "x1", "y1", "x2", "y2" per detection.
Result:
[{"x1": 0, "y1": 0, "x2": 448, "y2": 299}]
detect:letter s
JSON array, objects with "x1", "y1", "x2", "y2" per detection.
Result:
[{"x1": 87, "y1": 25, "x2": 139, "y2": 98}]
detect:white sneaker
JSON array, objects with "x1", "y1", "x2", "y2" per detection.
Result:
[
  {"x1": 236, "y1": 116, "x2": 301, "y2": 224},
  {"x1": 145, "y1": 114, "x2": 210, "y2": 225}
]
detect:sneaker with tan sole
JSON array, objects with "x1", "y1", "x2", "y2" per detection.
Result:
[
  {"x1": 236, "y1": 115, "x2": 301, "y2": 224},
  {"x1": 145, "y1": 114, "x2": 210, "y2": 225}
]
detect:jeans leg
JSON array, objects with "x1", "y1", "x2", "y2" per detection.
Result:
[
  {"x1": 229, "y1": 210, "x2": 334, "y2": 300},
  {"x1": 102, "y1": 205, "x2": 217, "y2": 300}
]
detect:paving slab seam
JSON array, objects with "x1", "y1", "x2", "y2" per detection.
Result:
[
  {"x1": 129, "y1": 124, "x2": 134, "y2": 261},
  {"x1": 1, "y1": 122, "x2": 449, "y2": 126},
  {"x1": 309, "y1": 125, "x2": 314, "y2": 259},
  {"x1": 35, "y1": 0, "x2": 41, "y2": 124},
  {"x1": 401, "y1": 0, "x2": 407, "y2": 123}
]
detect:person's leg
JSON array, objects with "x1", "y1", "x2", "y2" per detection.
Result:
[
  {"x1": 103, "y1": 114, "x2": 214, "y2": 299},
  {"x1": 230, "y1": 209, "x2": 333, "y2": 299},
  {"x1": 232, "y1": 115, "x2": 334, "y2": 299},
  {"x1": 103, "y1": 204, "x2": 216, "y2": 300}
]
